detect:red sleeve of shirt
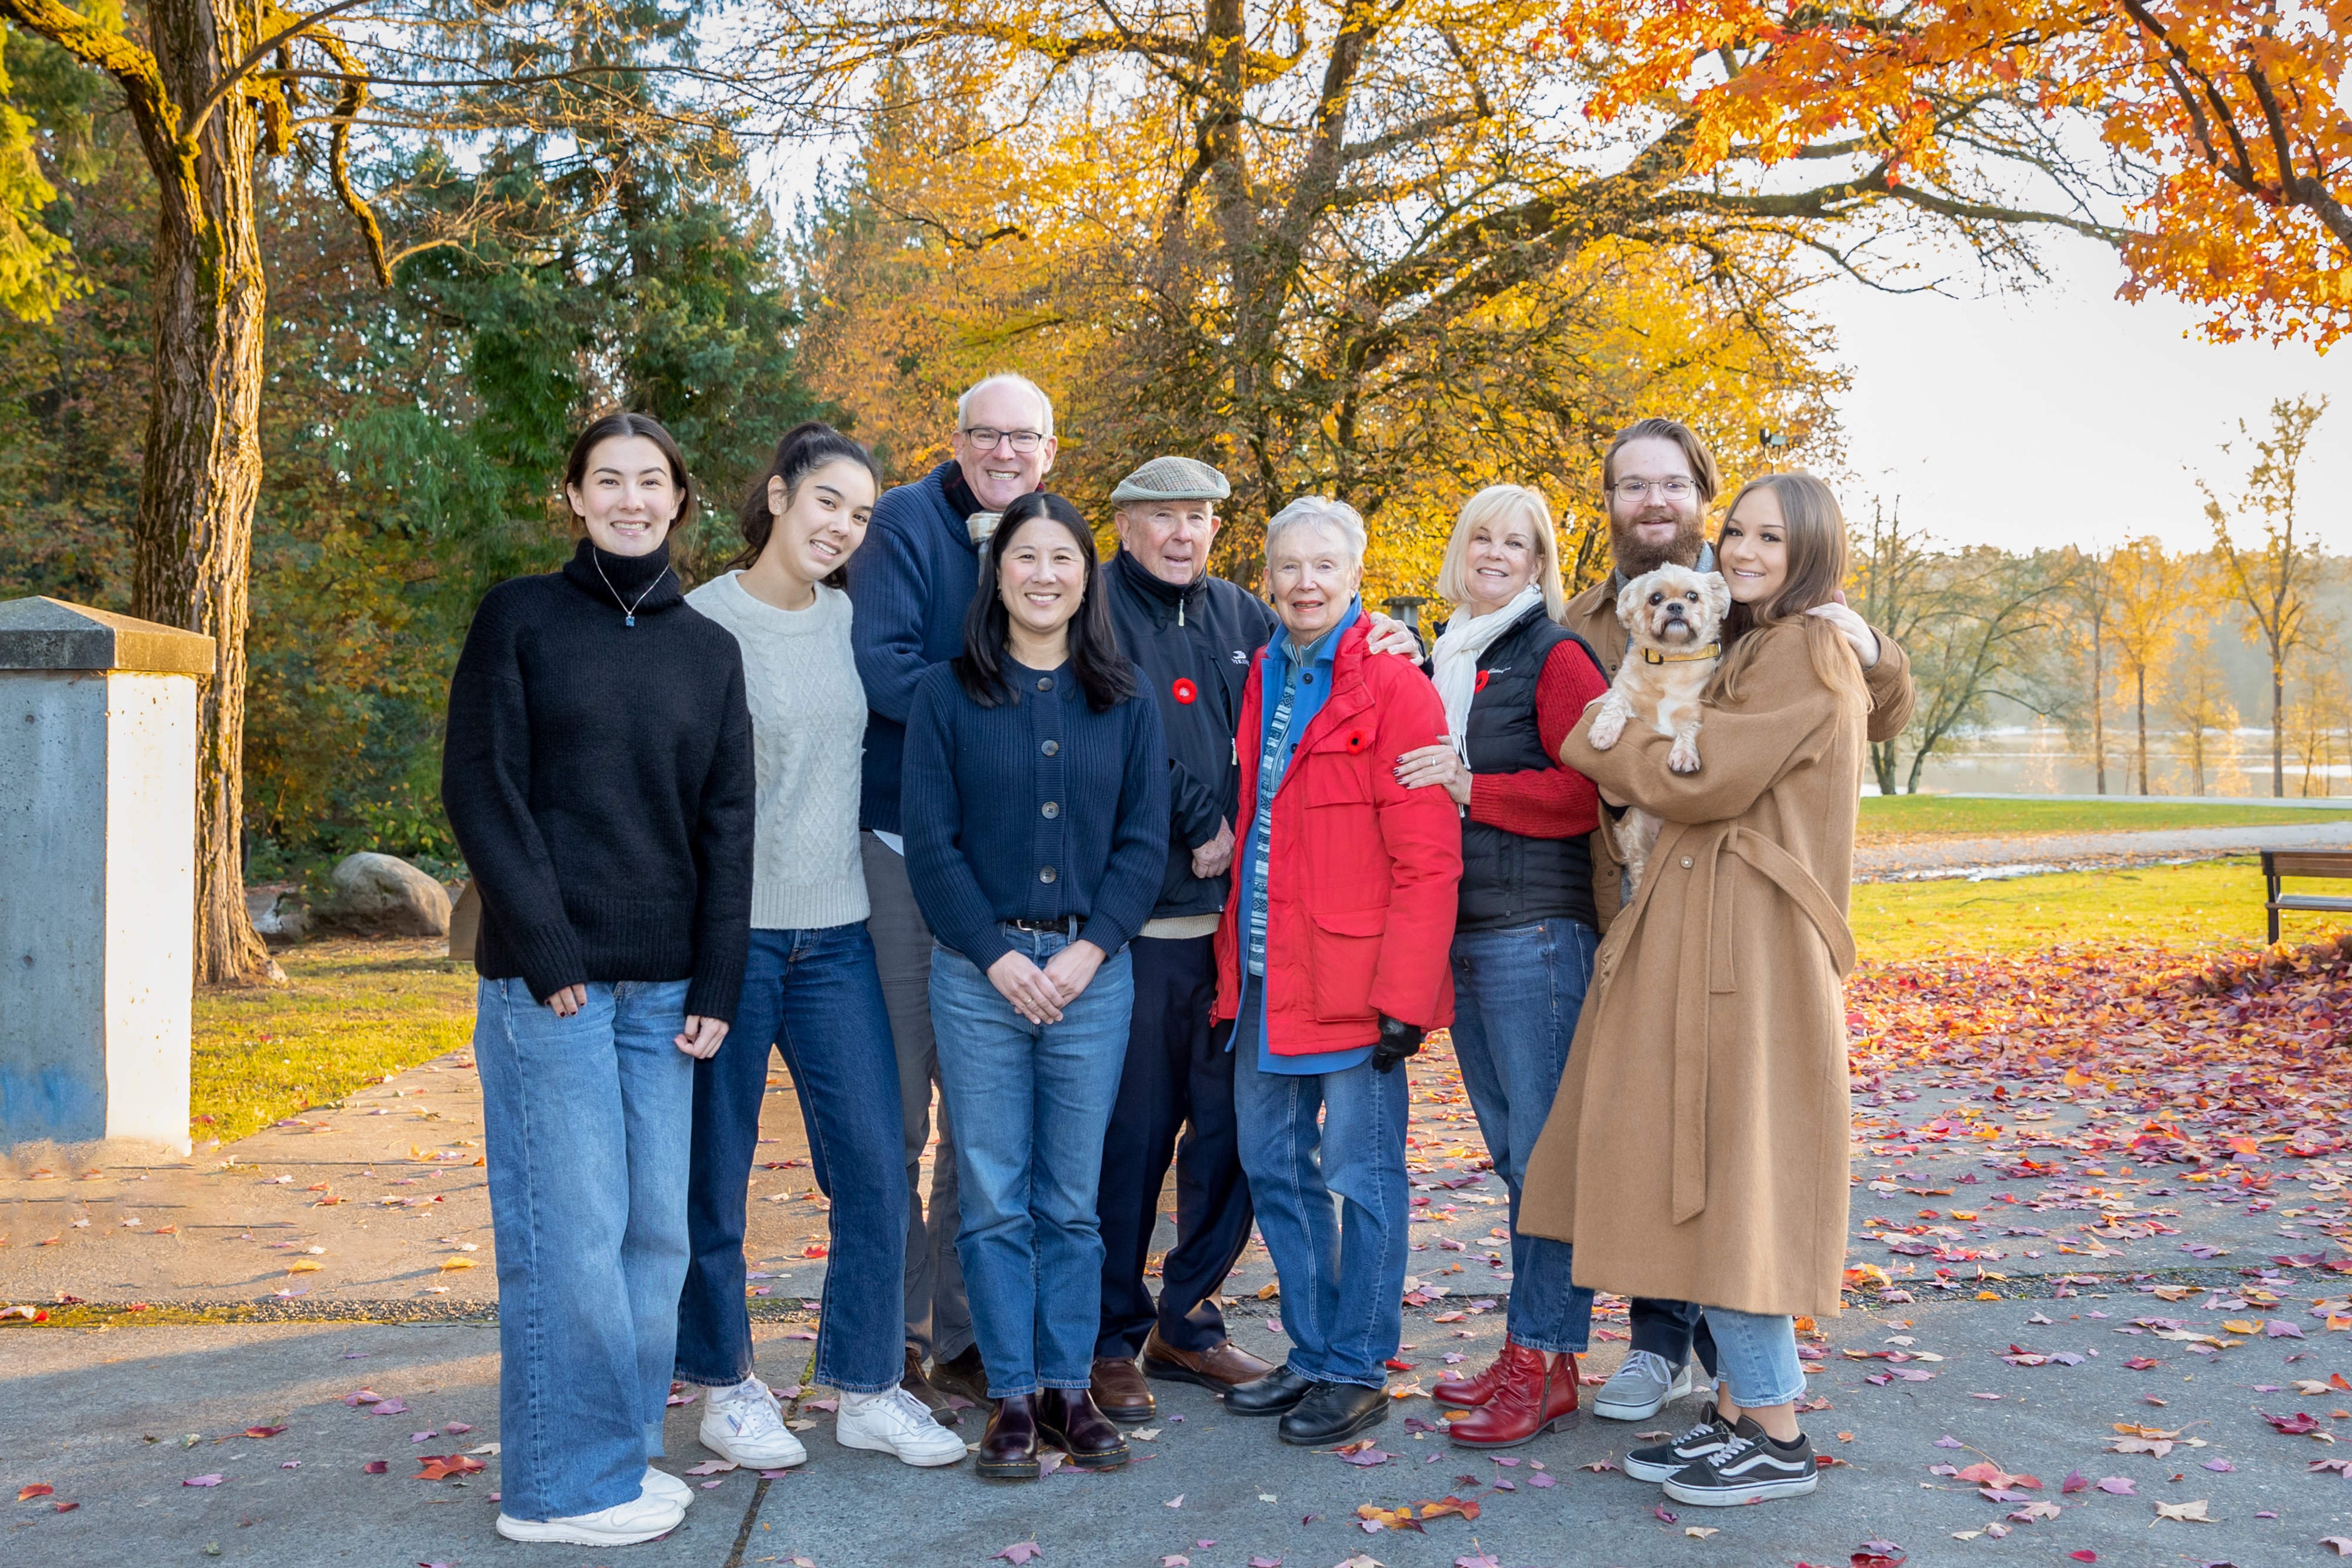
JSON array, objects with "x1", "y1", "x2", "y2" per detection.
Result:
[{"x1": 1466, "y1": 637, "x2": 1610, "y2": 840}]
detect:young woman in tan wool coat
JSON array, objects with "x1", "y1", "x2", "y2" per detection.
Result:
[{"x1": 1518, "y1": 471, "x2": 1912, "y2": 1510}]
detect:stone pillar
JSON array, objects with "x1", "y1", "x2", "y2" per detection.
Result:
[{"x1": 0, "y1": 597, "x2": 215, "y2": 1155}]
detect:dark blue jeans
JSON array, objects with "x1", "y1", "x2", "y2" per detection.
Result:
[
  {"x1": 677, "y1": 925, "x2": 908, "y2": 1395},
  {"x1": 1095, "y1": 934, "x2": 1252, "y2": 1358},
  {"x1": 1449, "y1": 918, "x2": 1599, "y2": 1354}
]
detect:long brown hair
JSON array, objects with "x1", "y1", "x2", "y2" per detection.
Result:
[{"x1": 1708, "y1": 471, "x2": 1866, "y2": 710}]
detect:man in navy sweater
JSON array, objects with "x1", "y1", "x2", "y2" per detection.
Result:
[{"x1": 851, "y1": 371, "x2": 1058, "y2": 1415}]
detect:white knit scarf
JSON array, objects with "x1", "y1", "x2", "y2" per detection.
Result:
[{"x1": 1430, "y1": 584, "x2": 1545, "y2": 757}]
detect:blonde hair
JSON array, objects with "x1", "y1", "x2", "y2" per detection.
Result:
[
  {"x1": 1435, "y1": 484, "x2": 1568, "y2": 623},
  {"x1": 1708, "y1": 471, "x2": 1867, "y2": 711}
]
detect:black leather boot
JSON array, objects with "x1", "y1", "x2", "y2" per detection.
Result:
[
  {"x1": 976, "y1": 1394, "x2": 1041, "y2": 1479},
  {"x1": 1036, "y1": 1388, "x2": 1130, "y2": 1469}
]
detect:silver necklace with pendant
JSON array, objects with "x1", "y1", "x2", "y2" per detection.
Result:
[{"x1": 593, "y1": 550, "x2": 671, "y2": 627}]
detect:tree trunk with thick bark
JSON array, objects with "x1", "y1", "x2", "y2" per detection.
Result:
[{"x1": 125, "y1": 0, "x2": 276, "y2": 984}]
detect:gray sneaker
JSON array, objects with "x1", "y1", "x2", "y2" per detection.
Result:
[{"x1": 1592, "y1": 1349, "x2": 1697, "y2": 1422}]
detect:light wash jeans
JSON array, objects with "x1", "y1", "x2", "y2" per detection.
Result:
[
  {"x1": 1701, "y1": 1306, "x2": 1806, "y2": 1407},
  {"x1": 929, "y1": 928, "x2": 1134, "y2": 1397},
  {"x1": 1233, "y1": 1039, "x2": 1411, "y2": 1389},
  {"x1": 1448, "y1": 918, "x2": 1599, "y2": 1353},
  {"x1": 474, "y1": 975, "x2": 694, "y2": 1522}
]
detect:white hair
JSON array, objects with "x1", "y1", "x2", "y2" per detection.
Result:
[
  {"x1": 957, "y1": 373, "x2": 1055, "y2": 437},
  {"x1": 1263, "y1": 496, "x2": 1366, "y2": 564}
]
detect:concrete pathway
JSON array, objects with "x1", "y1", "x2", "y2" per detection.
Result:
[
  {"x1": 8, "y1": 1016, "x2": 2352, "y2": 1566},
  {"x1": 1857, "y1": 819, "x2": 2352, "y2": 881}
]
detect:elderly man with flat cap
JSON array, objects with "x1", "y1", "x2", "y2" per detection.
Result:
[{"x1": 1087, "y1": 456, "x2": 1421, "y2": 1423}]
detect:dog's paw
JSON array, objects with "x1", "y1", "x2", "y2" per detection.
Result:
[
  {"x1": 1667, "y1": 739, "x2": 1702, "y2": 774},
  {"x1": 1588, "y1": 710, "x2": 1626, "y2": 750}
]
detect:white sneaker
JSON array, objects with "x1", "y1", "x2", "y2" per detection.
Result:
[
  {"x1": 835, "y1": 1386, "x2": 970, "y2": 1467},
  {"x1": 1593, "y1": 1349, "x2": 1698, "y2": 1422},
  {"x1": 699, "y1": 1378, "x2": 808, "y2": 1469},
  {"x1": 496, "y1": 1487, "x2": 684, "y2": 1545},
  {"x1": 642, "y1": 1465, "x2": 691, "y2": 1505}
]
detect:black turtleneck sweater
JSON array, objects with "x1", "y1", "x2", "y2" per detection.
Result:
[
  {"x1": 442, "y1": 539, "x2": 755, "y2": 1021},
  {"x1": 1098, "y1": 548, "x2": 1281, "y2": 920}
]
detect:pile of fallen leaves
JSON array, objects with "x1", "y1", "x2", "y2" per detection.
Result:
[{"x1": 1846, "y1": 937, "x2": 2352, "y2": 1171}]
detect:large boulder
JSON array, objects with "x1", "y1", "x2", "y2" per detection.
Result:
[{"x1": 319, "y1": 852, "x2": 451, "y2": 938}]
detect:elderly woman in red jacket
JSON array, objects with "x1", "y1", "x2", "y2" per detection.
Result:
[{"x1": 1213, "y1": 496, "x2": 1462, "y2": 1449}]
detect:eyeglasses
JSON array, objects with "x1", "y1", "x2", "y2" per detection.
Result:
[
  {"x1": 960, "y1": 427, "x2": 1047, "y2": 453},
  {"x1": 1612, "y1": 478, "x2": 1695, "y2": 500}
]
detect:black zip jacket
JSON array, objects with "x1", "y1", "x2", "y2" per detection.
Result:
[{"x1": 1098, "y1": 549, "x2": 1279, "y2": 921}]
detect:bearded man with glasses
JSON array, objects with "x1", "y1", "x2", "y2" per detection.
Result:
[
  {"x1": 850, "y1": 371, "x2": 1063, "y2": 1422},
  {"x1": 1545, "y1": 417, "x2": 1913, "y2": 1430}
]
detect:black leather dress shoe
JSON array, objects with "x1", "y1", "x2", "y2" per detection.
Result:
[
  {"x1": 1035, "y1": 1388, "x2": 1129, "y2": 1469},
  {"x1": 1224, "y1": 1364, "x2": 1315, "y2": 1416},
  {"x1": 977, "y1": 1395, "x2": 1040, "y2": 1479},
  {"x1": 1278, "y1": 1381, "x2": 1390, "y2": 1446}
]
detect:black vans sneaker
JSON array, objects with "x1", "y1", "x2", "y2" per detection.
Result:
[
  {"x1": 1662, "y1": 1427, "x2": 1818, "y2": 1505},
  {"x1": 1623, "y1": 1405, "x2": 1747, "y2": 1482}
]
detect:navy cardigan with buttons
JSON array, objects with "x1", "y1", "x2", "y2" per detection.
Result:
[{"x1": 902, "y1": 657, "x2": 1170, "y2": 972}]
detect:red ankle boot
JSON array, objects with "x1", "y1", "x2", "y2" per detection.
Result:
[
  {"x1": 1434, "y1": 1338, "x2": 1537, "y2": 1408},
  {"x1": 1446, "y1": 1349, "x2": 1580, "y2": 1448}
]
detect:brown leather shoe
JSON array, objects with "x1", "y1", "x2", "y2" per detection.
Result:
[
  {"x1": 930, "y1": 1344, "x2": 989, "y2": 1406},
  {"x1": 1142, "y1": 1328, "x2": 1278, "y2": 1390},
  {"x1": 976, "y1": 1394, "x2": 1040, "y2": 1479},
  {"x1": 1090, "y1": 1355, "x2": 1155, "y2": 1422},
  {"x1": 902, "y1": 1346, "x2": 960, "y2": 1427},
  {"x1": 1036, "y1": 1388, "x2": 1129, "y2": 1469}
]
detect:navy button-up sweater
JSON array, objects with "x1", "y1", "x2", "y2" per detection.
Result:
[{"x1": 902, "y1": 658, "x2": 1171, "y2": 972}]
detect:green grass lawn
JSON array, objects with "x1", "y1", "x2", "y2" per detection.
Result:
[
  {"x1": 1856, "y1": 793, "x2": 2351, "y2": 844},
  {"x1": 1849, "y1": 855, "x2": 2344, "y2": 962},
  {"x1": 188, "y1": 854, "x2": 2345, "y2": 1141},
  {"x1": 191, "y1": 938, "x2": 477, "y2": 1144}
]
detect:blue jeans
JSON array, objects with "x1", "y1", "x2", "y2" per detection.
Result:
[
  {"x1": 930, "y1": 929, "x2": 1134, "y2": 1397},
  {"x1": 1234, "y1": 1039, "x2": 1410, "y2": 1389},
  {"x1": 1701, "y1": 1306, "x2": 1804, "y2": 1408},
  {"x1": 474, "y1": 976, "x2": 693, "y2": 1522},
  {"x1": 677, "y1": 925, "x2": 907, "y2": 1395},
  {"x1": 1449, "y1": 918, "x2": 1599, "y2": 1354}
]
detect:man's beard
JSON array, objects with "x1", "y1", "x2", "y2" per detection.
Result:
[{"x1": 1609, "y1": 510, "x2": 1708, "y2": 579}]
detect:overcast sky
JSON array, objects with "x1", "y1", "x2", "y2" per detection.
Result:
[{"x1": 1817, "y1": 233, "x2": 2352, "y2": 557}]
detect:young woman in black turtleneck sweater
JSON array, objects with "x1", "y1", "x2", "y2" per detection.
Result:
[{"x1": 442, "y1": 411, "x2": 754, "y2": 1548}]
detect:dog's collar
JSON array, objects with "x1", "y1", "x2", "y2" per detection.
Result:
[{"x1": 1641, "y1": 641, "x2": 1721, "y2": 665}]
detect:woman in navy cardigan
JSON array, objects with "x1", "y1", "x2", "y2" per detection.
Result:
[{"x1": 902, "y1": 492, "x2": 1170, "y2": 1481}]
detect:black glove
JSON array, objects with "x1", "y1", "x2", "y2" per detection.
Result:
[{"x1": 1372, "y1": 1012, "x2": 1425, "y2": 1074}]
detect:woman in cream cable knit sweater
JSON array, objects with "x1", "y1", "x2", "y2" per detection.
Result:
[{"x1": 675, "y1": 422, "x2": 968, "y2": 1473}]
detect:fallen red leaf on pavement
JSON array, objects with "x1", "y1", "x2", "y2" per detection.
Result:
[
  {"x1": 243, "y1": 1426, "x2": 286, "y2": 1439},
  {"x1": 413, "y1": 1455, "x2": 485, "y2": 1481},
  {"x1": 16, "y1": 1483, "x2": 52, "y2": 1501}
]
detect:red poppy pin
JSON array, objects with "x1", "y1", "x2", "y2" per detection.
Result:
[
  {"x1": 1172, "y1": 678, "x2": 1198, "y2": 705},
  {"x1": 1474, "y1": 670, "x2": 1492, "y2": 692},
  {"x1": 1342, "y1": 727, "x2": 1373, "y2": 754}
]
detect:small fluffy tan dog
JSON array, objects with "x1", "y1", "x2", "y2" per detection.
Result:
[{"x1": 1585, "y1": 563, "x2": 1732, "y2": 896}]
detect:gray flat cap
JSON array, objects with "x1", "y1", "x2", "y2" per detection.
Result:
[{"x1": 1111, "y1": 455, "x2": 1230, "y2": 505}]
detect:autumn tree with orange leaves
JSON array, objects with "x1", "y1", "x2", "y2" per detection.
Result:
[{"x1": 1548, "y1": 0, "x2": 2352, "y2": 347}]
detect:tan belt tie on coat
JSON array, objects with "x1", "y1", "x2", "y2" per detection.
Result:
[{"x1": 1666, "y1": 825, "x2": 1857, "y2": 1225}]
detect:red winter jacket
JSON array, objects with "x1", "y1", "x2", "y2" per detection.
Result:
[{"x1": 1214, "y1": 616, "x2": 1462, "y2": 1056}]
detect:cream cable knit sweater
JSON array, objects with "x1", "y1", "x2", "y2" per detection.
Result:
[{"x1": 686, "y1": 571, "x2": 870, "y2": 930}]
